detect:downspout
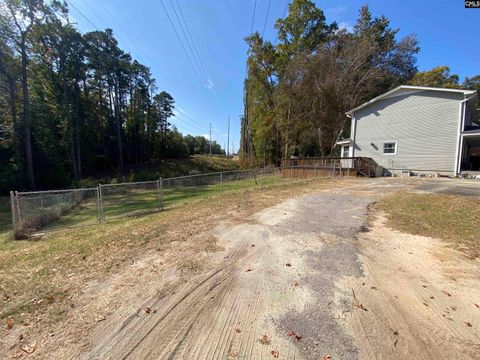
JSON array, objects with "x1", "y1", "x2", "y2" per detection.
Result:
[
  {"x1": 346, "y1": 112, "x2": 356, "y2": 157},
  {"x1": 454, "y1": 94, "x2": 476, "y2": 176}
]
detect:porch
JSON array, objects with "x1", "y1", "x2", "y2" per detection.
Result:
[{"x1": 460, "y1": 130, "x2": 480, "y2": 173}]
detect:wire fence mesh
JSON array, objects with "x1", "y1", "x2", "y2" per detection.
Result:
[
  {"x1": 11, "y1": 188, "x2": 99, "y2": 236},
  {"x1": 10, "y1": 167, "x2": 287, "y2": 237}
]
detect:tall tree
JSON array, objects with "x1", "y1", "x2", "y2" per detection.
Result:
[
  {"x1": 1, "y1": 0, "x2": 63, "y2": 188},
  {"x1": 409, "y1": 66, "x2": 461, "y2": 88}
]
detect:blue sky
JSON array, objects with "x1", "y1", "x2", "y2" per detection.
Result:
[{"x1": 67, "y1": 0, "x2": 479, "y2": 153}]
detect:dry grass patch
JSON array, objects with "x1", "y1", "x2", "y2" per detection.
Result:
[
  {"x1": 0, "y1": 177, "x2": 346, "y2": 352},
  {"x1": 376, "y1": 192, "x2": 480, "y2": 258}
]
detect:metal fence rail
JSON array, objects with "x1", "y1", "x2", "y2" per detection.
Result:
[{"x1": 10, "y1": 167, "x2": 284, "y2": 237}]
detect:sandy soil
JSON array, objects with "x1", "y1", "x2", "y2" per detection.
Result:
[{"x1": 3, "y1": 178, "x2": 480, "y2": 359}]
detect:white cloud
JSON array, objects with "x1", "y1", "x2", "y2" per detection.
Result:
[
  {"x1": 338, "y1": 21, "x2": 354, "y2": 33},
  {"x1": 326, "y1": 6, "x2": 348, "y2": 15}
]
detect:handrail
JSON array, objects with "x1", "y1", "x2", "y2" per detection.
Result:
[{"x1": 281, "y1": 157, "x2": 378, "y2": 177}]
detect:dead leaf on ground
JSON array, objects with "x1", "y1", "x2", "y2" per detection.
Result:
[
  {"x1": 322, "y1": 356, "x2": 332, "y2": 360},
  {"x1": 474, "y1": 303, "x2": 479, "y2": 308},
  {"x1": 271, "y1": 350, "x2": 279, "y2": 358},
  {"x1": 21, "y1": 344, "x2": 36, "y2": 354},
  {"x1": 144, "y1": 307, "x2": 152, "y2": 314},
  {"x1": 465, "y1": 321, "x2": 472, "y2": 327},
  {"x1": 6, "y1": 317, "x2": 14, "y2": 329},
  {"x1": 370, "y1": 286, "x2": 377, "y2": 290},
  {"x1": 287, "y1": 330, "x2": 302, "y2": 341},
  {"x1": 285, "y1": 263, "x2": 292, "y2": 267},
  {"x1": 259, "y1": 335, "x2": 271, "y2": 345},
  {"x1": 442, "y1": 290, "x2": 452, "y2": 297},
  {"x1": 235, "y1": 328, "x2": 241, "y2": 333},
  {"x1": 245, "y1": 268, "x2": 253, "y2": 272}
]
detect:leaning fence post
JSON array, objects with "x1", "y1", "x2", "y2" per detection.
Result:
[
  {"x1": 10, "y1": 191, "x2": 17, "y2": 235},
  {"x1": 14, "y1": 191, "x2": 22, "y2": 230}
]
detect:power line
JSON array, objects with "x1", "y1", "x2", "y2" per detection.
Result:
[
  {"x1": 159, "y1": 0, "x2": 218, "y2": 113},
  {"x1": 173, "y1": 0, "x2": 215, "y2": 98},
  {"x1": 172, "y1": 116, "x2": 205, "y2": 133},
  {"x1": 64, "y1": 0, "x2": 203, "y2": 137},
  {"x1": 261, "y1": 0, "x2": 272, "y2": 38},
  {"x1": 250, "y1": 0, "x2": 257, "y2": 34},
  {"x1": 65, "y1": 0, "x2": 99, "y2": 30}
]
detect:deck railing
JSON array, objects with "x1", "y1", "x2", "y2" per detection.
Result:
[{"x1": 281, "y1": 157, "x2": 378, "y2": 178}]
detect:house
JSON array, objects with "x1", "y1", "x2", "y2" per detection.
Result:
[{"x1": 337, "y1": 85, "x2": 479, "y2": 176}]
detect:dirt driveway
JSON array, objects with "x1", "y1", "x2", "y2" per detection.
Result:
[{"x1": 29, "y1": 179, "x2": 480, "y2": 359}]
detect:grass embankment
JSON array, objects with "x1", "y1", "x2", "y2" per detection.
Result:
[
  {"x1": 376, "y1": 192, "x2": 480, "y2": 258},
  {"x1": 77, "y1": 155, "x2": 240, "y2": 188},
  {"x1": 0, "y1": 176, "x2": 336, "y2": 332}
]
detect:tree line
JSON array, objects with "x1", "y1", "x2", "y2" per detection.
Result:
[
  {"x1": 0, "y1": 0, "x2": 224, "y2": 193},
  {"x1": 240, "y1": 0, "x2": 480, "y2": 165}
]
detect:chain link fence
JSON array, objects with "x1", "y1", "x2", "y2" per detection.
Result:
[{"x1": 10, "y1": 167, "x2": 284, "y2": 237}]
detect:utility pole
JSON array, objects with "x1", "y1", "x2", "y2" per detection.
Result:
[
  {"x1": 209, "y1": 122, "x2": 212, "y2": 156},
  {"x1": 227, "y1": 116, "x2": 230, "y2": 156}
]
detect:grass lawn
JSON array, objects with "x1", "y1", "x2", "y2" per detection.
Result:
[
  {"x1": 0, "y1": 197, "x2": 10, "y2": 234},
  {"x1": 376, "y1": 192, "x2": 480, "y2": 258},
  {"x1": 12, "y1": 173, "x2": 287, "y2": 233}
]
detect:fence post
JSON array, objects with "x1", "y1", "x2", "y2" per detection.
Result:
[
  {"x1": 96, "y1": 186, "x2": 101, "y2": 224},
  {"x1": 10, "y1": 191, "x2": 17, "y2": 235},
  {"x1": 220, "y1": 172, "x2": 223, "y2": 190},
  {"x1": 98, "y1": 184, "x2": 104, "y2": 222},
  {"x1": 159, "y1": 178, "x2": 164, "y2": 210},
  {"x1": 14, "y1": 191, "x2": 22, "y2": 230}
]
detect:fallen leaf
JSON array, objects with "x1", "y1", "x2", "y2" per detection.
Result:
[
  {"x1": 370, "y1": 286, "x2": 377, "y2": 290},
  {"x1": 95, "y1": 315, "x2": 106, "y2": 322},
  {"x1": 251, "y1": 244, "x2": 255, "y2": 247},
  {"x1": 144, "y1": 307, "x2": 152, "y2": 314},
  {"x1": 285, "y1": 263, "x2": 292, "y2": 267},
  {"x1": 259, "y1": 335, "x2": 271, "y2": 345},
  {"x1": 322, "y1": 356, "x2": 332, "y2": 360},
  {"x1": 245, "y1": 268, "x2": 253, "y2": 272},
  {"x1": 21, "y1": 344, "x2": 36, "y2": 354},
  {"x1": 235, "y1": 328, "x2": 241, "y2": 333},
  {"x1": 287, "y1": 330, "x2": 302, "y2": 341},
  {"x1": 6, "y1": 317, "x2": 14, "y2": 329},
  {"x1": 271, "y1": 350, "x2": 279, "y2": 358},
  {"x1": 442, "y1": 290, "x2": 452, "y2": 297},
  {"x1": 474, "y1": 303, "x2": 479, "y2": 308},
  {"x1": 429, "y1": 296, "x2": 435, "y2": 300},
  {"x1": 465, "y1": 321, "x2": 472, "y2": 327}
]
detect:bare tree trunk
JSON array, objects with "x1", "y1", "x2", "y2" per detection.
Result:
[{"x1": 20, "y1": 38, "x2": 34, "y2": 189}]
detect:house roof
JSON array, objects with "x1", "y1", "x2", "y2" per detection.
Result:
[{"x1": 346, "y1": 85, "x2": 477, "y2": 117}]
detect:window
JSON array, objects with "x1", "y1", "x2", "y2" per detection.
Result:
[
  {"x1": 342, "y1": 145, "x2": 349, "y2": 158},
  {"x1": 383, "y1": 142, "x2": 397, "y2": 154}
]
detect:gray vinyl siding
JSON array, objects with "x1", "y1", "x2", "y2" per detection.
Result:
[{"x1": 353, "y1": 90, "x2": 463, "y2": 173}]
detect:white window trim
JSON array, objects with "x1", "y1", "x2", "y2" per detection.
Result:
[{"x1": 382, "y1": 141, "x2": 397, "y2": 155}]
